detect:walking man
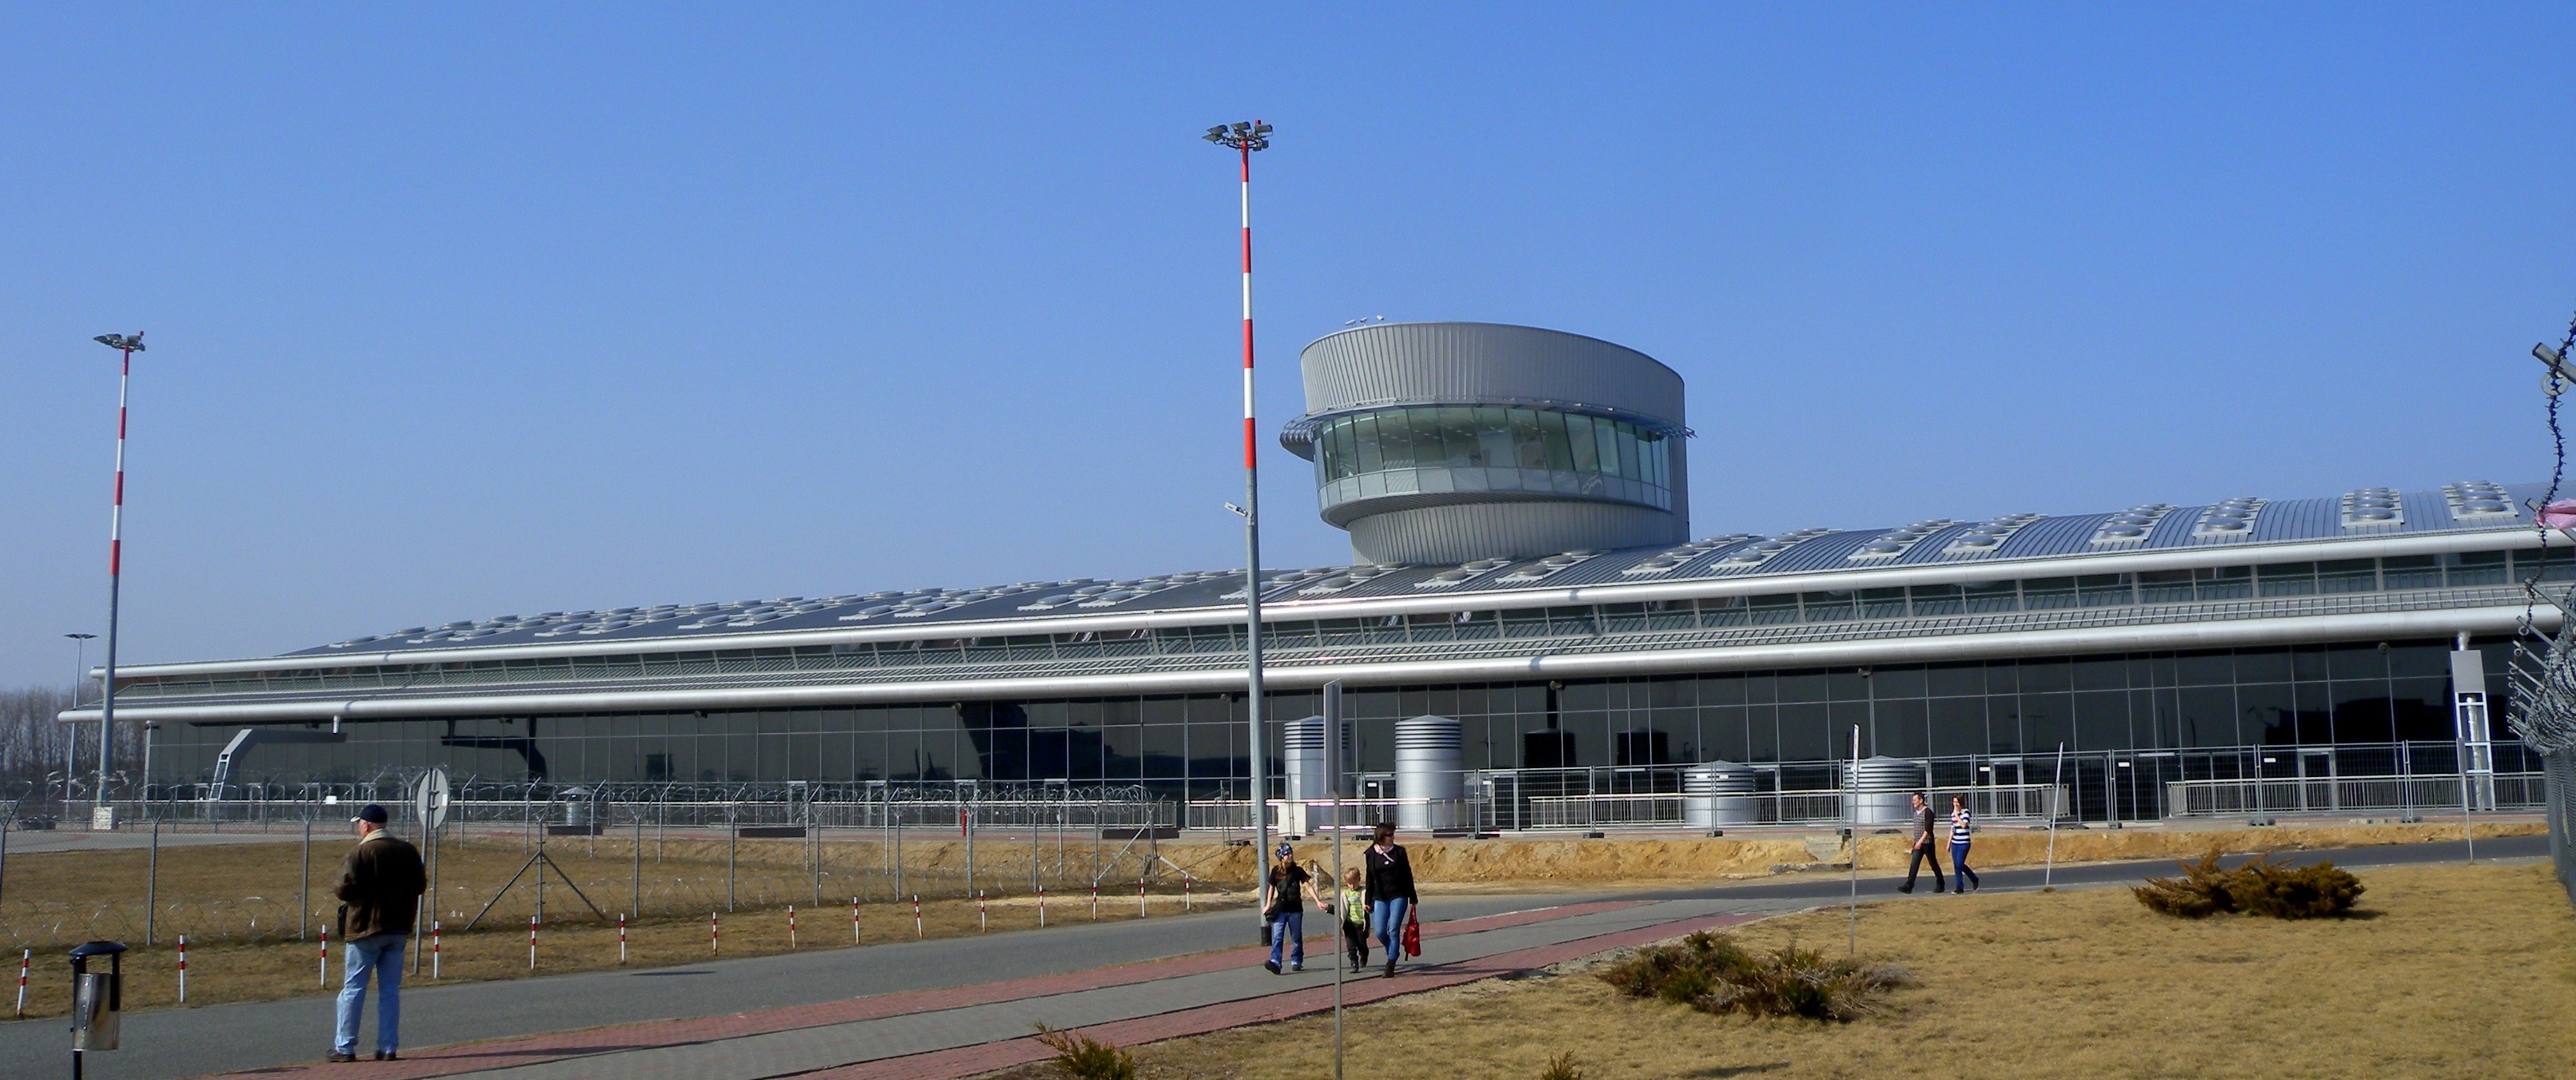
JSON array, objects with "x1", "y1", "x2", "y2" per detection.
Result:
[
  {"x1": 330, "y1": 803, "x2": 427, "y2": 1062},
  {"x1": 1897, "y1": 791, "x2": 1947, "y2": 895}
]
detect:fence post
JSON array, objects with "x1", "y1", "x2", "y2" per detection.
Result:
[
  {"x1": 727, "y1": 821, "x2": 738, "y2": 913},
  {"x1": 300, "y1": 815, "x2": 313, "y2": 942},
  {"x1": 146, "y1": 817, "x2": 160, "y2": 946}
]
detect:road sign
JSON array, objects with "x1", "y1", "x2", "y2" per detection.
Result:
[{"x1": 413, "y1": 768, "x2": 451, "y2": 831}]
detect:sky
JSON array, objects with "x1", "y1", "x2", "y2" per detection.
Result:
[{"x1": 4, "y1": 4, "x2": 2574, "y2": 687}]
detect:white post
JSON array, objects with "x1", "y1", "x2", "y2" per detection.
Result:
[
  {"x1": 1846, "y1": 725, "x2": 1860, "y2": 955},
  {"x1": 2045, "y1": 743, "x2": 2067, "y2": 887}
]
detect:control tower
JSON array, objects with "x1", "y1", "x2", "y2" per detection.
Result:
[{"x1": 1282, "y1": 322, "x2": 1690, "y2": 564}]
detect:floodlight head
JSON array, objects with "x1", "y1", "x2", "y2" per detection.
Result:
[
  {"x1": 93, "y1": 332, "x2": 145, "y2": 353},
  {"x1": 1201, "y1": 120, "x2": 1274, "y2": 152}
]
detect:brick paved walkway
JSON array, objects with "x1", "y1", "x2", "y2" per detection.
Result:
[{"x1": 196, "y1": 898, "x2": 1765, "y2": 1080}]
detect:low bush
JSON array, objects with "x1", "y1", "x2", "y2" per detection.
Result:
[
  {"x1": 1597, "y1": 931, "x2": 1911, "y2": 1022},
  {"x1": 1034, "y1": 1024, "x2": 1135, "y2": 1080},
  {"x1": 1538, "y1": 1051, "x2": 1585, "y2": 1080},
  {"x1": 2134, "y1": 851, "x2": 2364, "y2": 919}
]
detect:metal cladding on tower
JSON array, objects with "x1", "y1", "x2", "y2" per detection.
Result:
[{"x1": 1282, "y1": 322, "x2": 1691, "y2": 564}]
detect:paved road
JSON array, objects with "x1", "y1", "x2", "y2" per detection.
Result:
[{"x1": 2, "y1": 835, "x2": 2544, "y2": 1080}]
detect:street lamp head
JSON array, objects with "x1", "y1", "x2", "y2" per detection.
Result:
[
  {"x1": 1202, "y1": 119, "x2": 1273, "y2": 152},
  {"x1": 94, "y1": 332, "x2": 146, "y2": 353},
  {"x1": 66, "y1": 632, "x2": 98, "y2": 640}
]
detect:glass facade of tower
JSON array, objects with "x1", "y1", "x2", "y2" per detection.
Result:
[{"x1": 1310, "y1": 405, "x2": 1676, "y2": 514}]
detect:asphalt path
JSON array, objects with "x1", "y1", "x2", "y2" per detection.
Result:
[{"x1": 1, "y1": 834, "x2": 2545, "y2": 1080}]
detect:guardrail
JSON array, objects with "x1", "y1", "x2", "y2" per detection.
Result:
[{"x1": 2165, "y1": 774, "x2": 2547, "y2": 816}]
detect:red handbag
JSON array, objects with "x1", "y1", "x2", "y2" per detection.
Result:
[{"x1": 1401, "y1": 917, "x2": 1422, "y2": 958}]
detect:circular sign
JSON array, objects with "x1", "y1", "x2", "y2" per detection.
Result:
[{"x1": 413, "y1": 767, "x2": 451, "y2": 831}]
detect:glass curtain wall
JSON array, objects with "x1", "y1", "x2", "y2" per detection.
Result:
[
  {"x1": 149, "y1": 637, "x2": 2514, "y2": 797},
  {"x1": 1311, "y1": 405, "x2": 1674, "y2": 508}
]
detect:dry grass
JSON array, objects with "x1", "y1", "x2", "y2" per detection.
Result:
[
  {"x1": 0, "y1": 830, "x2": 1243, "y2": 1019},
  {"x1": 1011, "y1": 861, "x2": 2576, "y2": 1080}
]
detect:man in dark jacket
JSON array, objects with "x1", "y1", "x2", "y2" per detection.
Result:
[
  {"x1": 1897, "y1": 791, "x2": 1947, "y2": 895},
  {"x1": 330, "y1": 803, "x2": 426, "y2": 1062}
]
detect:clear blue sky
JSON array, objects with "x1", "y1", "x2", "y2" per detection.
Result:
[{"x1": 5, "y1": 4, "x2": 2574, "y2": 686}]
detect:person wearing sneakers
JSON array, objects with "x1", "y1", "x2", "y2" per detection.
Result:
[
  {"x1": 1897, "y1": 791, "x2": 1947, "y2": 895},
  {"x1": 329, "y1": 803, "x2": 427, "y2": 1062},
  {"x1": 1336, "y1": 866, "x2": 1370, "y2": 970},
  {"x1": 1262, "y1": 843, "x2": 1326, "y2": 974},
  {"x1": 1949, "y1": 794, "x2": 1981, "y2": 893},
  {"x1": 1362, "y1": 822, "x2": 1419, "y2": 977}
]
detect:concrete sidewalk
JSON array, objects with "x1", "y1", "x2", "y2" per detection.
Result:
[{"x1": 204, "y1": 898, "x2": 1787, "y2": 1080}]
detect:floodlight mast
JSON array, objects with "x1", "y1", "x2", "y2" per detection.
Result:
[
  {"x1": 1205, "y1": 120, "x2": 1274, "y2": 903},
  {"x1": 91, "y1": 331, "x2": 146, "y2": 820}
]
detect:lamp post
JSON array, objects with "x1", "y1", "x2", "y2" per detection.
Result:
[
  {"x1": 65, "y1": 633, "x2": 96, "y2": 807},
  {"x1": 1203, "y1": 120, "x2": 1274, "y2": 915},
  {"x1": 92, "y1": 332, "x2": 145, "y2": 824}
]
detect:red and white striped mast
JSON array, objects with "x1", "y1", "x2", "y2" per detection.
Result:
[
  {"x1": 1204, "y1": 120, "x2": 1274, "y2": 892},
  {"x1": 91, "y1": 330, "x2": 146, "y2": 819}
]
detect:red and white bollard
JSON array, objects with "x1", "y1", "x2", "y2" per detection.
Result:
[
  {"x1": 1184, "y1": 877, "x2": 1192, "y2": 911},
  {"x1": 430, "y1": 921, "x2": 442, "y2": 980},
  {"x1": 317, "y1": 926, "x2": 329, "y2": 986},
  {"x1": 177, "y1": 936, "x2": 188, "y2": 1003},
  {"x1": 528, "y1": 915, "x2": 538, "y2": 970},
  {"x1": 977, "y1": 890, "x2": 987, "y2": 934},
  {"x1": 17, "y1": 948, "x2": 30, "y2": 1017},
  {"x1": 710, "y1": 912, "x2": 721, "y2": 955},
  {"x1": 911, "y1": 895, "x2": 923, "y2": 939},
  {"x1": 618, "y1": 914, "x2": 628, "y2": 964},
  {"x1": 1037, "y1": 883, "x2": 1047, "y2": 928},
  {"x1": 789, "y1": 905, "x2": 799, "y2": 950},
  {"x1": 851, "y1": 896, "x2": 862, "y2": 944},
  {"x1": 1138, "y1": 879, "x2": 1147, "y2": 917},
  {"x1": 1091, "y1": 882, "x2": 1099, "y2": 921}
]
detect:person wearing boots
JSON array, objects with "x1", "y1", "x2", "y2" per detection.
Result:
[
  {"x1": 1898, "y1": 791, "x2": 1947, "y2": 895},
  {"x1": 1362, "y1": 822, "x2": 1419, "y2": 977}
]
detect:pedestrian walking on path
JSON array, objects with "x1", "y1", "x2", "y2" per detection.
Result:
[
  {"x1": 330, "y1": 803, "x2": 427, "y2": 1062},
  {"x1": 1897, "y1": 791, "x2": 1947, "y2": 895},
  {"x1": 1262, "y1": 843, "x2": 1326, "y2": 974},
  {"x1": 1336, "y1": 867, "x2": 1370, "y2": 970},
  {"x1": 1362, "y1": 822, "x2": 1419, "y2": 978},
  {"x1": 1949, "y1": 795, "x2": 1980, "y2": 893}
]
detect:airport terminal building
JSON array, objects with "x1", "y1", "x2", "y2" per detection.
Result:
[{"x1": 71, "y1": 322, "x2": 2560, "y2": 825}]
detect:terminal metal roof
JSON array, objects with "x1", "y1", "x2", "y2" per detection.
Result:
[{"x1": 286, "y1": 481, "x2": 2548, "y2": 659}]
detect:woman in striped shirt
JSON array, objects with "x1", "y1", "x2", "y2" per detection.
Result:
[{"x1": 1948, "y1": 795, "x2": 1981, "y2": 893}]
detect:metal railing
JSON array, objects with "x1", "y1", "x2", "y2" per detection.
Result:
[{"x1": 2165, "y1": 773, "x2": 2548, "y2": 817}]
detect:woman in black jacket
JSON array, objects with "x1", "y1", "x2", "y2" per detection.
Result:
[{"x1": 1362, "y1": 821, "x2": 1418, "y2": 977}]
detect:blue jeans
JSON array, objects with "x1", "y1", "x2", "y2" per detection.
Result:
[
  {"x1": 334, "y1": 933, "x2": 407, "y2": 1055},
  {"x1": 1267, "y1": 911, "x2": 1304, "y2": 968},
  {"x1": 1370, "y1": 898, "x2": 1411, "y2": 958},
  {"x1": 1952, "y1": 841, "x2": 1979, "y2": 888}
]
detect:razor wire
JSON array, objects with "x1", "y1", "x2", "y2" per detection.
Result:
[{"x1": 2509, "y1": 307, "x2": 2576, "y2": 755}]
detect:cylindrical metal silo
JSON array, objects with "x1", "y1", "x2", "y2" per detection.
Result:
[
  {"x1": 1394, "y1": 715, "x2": 1465, "y2": 831},
  {"x1": 1283, "y1": 717, "x2": 1326, "y2": 802},
  {"x1": 1681, "y1": 762, "x2": 1757, "y2": 828},
  {"x1": 1843, "y1": 756, "x2": 1926, "y2": 827}
]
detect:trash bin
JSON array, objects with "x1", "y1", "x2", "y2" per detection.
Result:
[{"x1": 70, "y1": 940, "x2": 126, "y2": 1062}]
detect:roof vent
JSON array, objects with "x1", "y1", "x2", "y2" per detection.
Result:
[
  {"x1": 1710, "y1": 528, "x2": 1835, "y2": 572},
  {"x1": 2339, "y1": 487, "x2": 2405, "y2": 529},
  {"x1": 2191, "y1": 497, "x2": 2268, "y2": 540},
  {"x1": 1847, "y1": 520, "x2": 1959, "y2": 561},
  {"x1": 1939, "y1": 513, "x2": 2042, "y2": 557},
  {"x1": 2089, "y1": 504, "x2": 2175, "y2": 546},
  {"x1": 2443, "y1": 480, "x2": 2517, "y2": 522},
  {"x1": 1625, "y1": 534, "x2": 1757, "y2": 576}
]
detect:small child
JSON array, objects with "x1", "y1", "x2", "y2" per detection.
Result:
[{"x1": 1338, "y1": 867, "x2": 1370, "y2": 968}]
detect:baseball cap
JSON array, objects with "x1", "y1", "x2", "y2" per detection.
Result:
[
  {"x1": 351, "y1": 803, "x2": 389, "y2": 824},
  {"x1": 1274, "y1": 842, "x2": 1294, "y2": 859}
]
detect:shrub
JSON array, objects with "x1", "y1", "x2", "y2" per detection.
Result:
[
  {"x1": 1034, "y1": 1024, "x2": 1135, "y2": 1080},
  {"x1": 1597, "y1": 932, "x2": 1910, "y2": 1022},
  {"x1": 1538, "y1": 1051, "x2": 1585, "y2": 1080},
  {"x1": 2134, "y1": 851, "x2": 2364, "y2": 920}
]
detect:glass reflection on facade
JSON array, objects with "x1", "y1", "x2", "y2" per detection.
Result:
[
  {"x1": 151, "y1": 637, "x2": 2522, "y2": 823},
  {"x1": 1310, "y1": 406, "x2": 1674, "y2": 512}
]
